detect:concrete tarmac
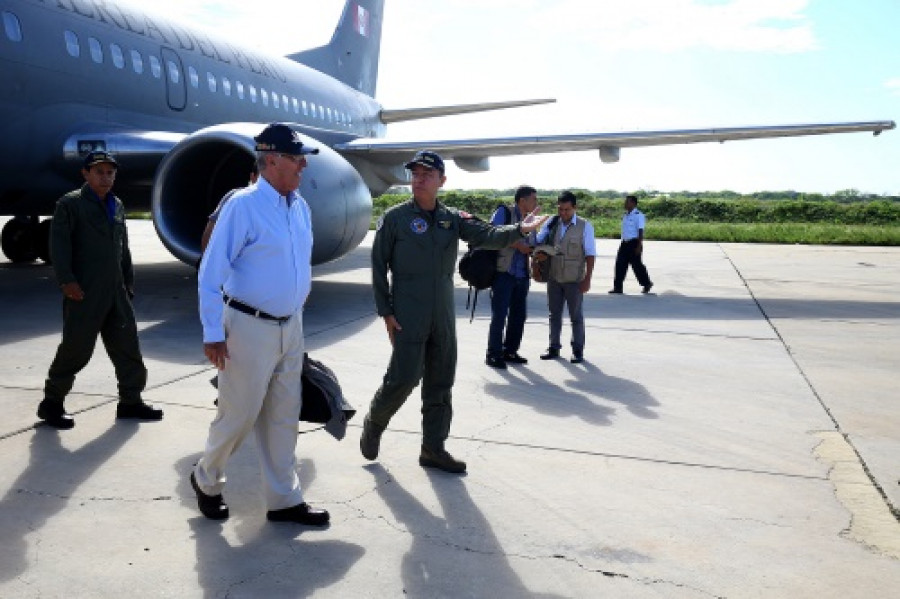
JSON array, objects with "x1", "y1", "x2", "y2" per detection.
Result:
[{"x1": 0, "y1": 219, "x2": 898, "y2": 598}]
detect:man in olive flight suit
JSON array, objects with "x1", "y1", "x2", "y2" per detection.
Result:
[
  {"x1": 360, "y1": 150, "x2": 548, "y2": 473},
  {"x1": 37, "y1": 151, "x2": 163, "y2": 429}
]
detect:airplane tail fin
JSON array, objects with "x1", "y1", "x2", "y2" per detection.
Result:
[{"x1": 287, "y1": 0, "x2": 384, "y2": 97}]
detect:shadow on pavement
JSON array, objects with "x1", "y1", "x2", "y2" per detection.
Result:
[
  {"x1": 485, "y1": 360, "x2": 658, "y2": 424},
  {"x1": 176, "y1": 454, "x2": 363, "y2": 598},
  {"x1": 366, "y1": 463, "x2": 565, "y2": 598},
  {"x1": 0, "y1": 424, "x2": 139, "y2": 582}
]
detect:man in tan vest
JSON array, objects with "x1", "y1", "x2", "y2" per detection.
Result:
[{"x1": 535, "y1": 191, "x2": 596, "y2": 364}]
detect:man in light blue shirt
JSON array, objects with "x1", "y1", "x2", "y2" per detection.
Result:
[{"x1": 190, "y1": 123, "x2": 329, "y2": 527}]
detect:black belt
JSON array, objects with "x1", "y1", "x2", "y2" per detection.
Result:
[{"x1": 223, "y1": 295, "x2": 291, "y2": 323}]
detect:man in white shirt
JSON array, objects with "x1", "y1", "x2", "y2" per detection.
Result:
[
  {"x1": 190, "y1": 123, "x2": 328, "y2": 526},
  {"x1": 609, "y1": 194, "x2": 653, "y2": 295},
  {"x1": 535, "y1": 191, "x2": 596, "y2": 364}
]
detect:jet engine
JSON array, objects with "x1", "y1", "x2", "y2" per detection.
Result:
[{"x1": 151, "y1": 123, "x2": 372, "y2": 266}]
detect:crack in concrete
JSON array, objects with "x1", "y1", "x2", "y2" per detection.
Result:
[
  {"x1": 15, "y1": 488, "x2": 172, "y2": 503},
  {"x1": 812, "y1": 432, "x2": 900, "y2": 560},
  {"x1": 549, "y1": 553, "x2": 724, "y2": 597},
  {"x1": 349, "y1": 475, "x2": 724, "y2": 597},
  {"x1": 721, "y1": 246, "x2": 900, "y2": 527}
]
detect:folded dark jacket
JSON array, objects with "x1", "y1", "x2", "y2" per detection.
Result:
[{"x1": 209, "y1": 353, "x2": 355, "y2": 440}]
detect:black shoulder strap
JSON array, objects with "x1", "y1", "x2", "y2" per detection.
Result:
[
  {"x1": 465, "y1": 287, "x2": 481, "y2": 323},
  {"x1": 546, "y1": 215, "x2": 560, "y2": 240}
]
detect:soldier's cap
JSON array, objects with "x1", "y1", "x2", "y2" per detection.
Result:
[
  {"x1": 83, "y1": 150, "x2": 118, "y2": 169},
  {"x1": 404, "y1": 150, "x2": 444, "y2": 174},
  {"x1": 254, "y1": 123, "x2": 319, "y2": 155}
]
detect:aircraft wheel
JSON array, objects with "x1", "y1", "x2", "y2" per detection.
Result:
[
  {"x1": 1, "y1": 218, "x2": 38, "y2": 263},
  {"x1": 36, "y1": 219, "x2": 52, "y2": 264}
]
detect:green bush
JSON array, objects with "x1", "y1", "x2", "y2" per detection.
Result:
[{"x1": 368, "y1": 190, "x2": 900, "y2": 245}]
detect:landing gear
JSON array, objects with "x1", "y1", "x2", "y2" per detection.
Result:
[
  {"x1": 36, "y1": 219, "x2": 52, "y2": 263},
  {"x1": 1, "y1": 216, "x2": 52, "y2": 264}
]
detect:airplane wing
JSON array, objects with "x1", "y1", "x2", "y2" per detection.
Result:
[{"x1": 335, "y1": 120, "x2": 896, "y2": 178}]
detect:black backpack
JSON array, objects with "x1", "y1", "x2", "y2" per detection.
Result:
[{"x1": 458, "y1": 205, "x2": 511, "y2": 322}]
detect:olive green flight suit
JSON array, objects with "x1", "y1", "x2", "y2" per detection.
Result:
[
  {"x1": 368, "y1": 198, "x2": 524, "y2": 451},
  {"x1": 43, "y1": 184, "x2": 147, "y2": 405}
]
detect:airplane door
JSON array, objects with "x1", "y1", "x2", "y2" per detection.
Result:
[{"x1": 160, "y1": 47, "x2": 186, "y2": 111}]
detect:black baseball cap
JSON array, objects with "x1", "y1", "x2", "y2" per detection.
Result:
[
  {"x1": 404, "y1": 150, "x2": 445, "y2": 174},
  {"x1": 83, "y1": 150, "x2": 118, "y2": 169},
  {"x1": 254, "y1": 123, "x2": 319, "y2": 155}
]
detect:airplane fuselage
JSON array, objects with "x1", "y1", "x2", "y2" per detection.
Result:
[{"x1": 1, "y1": 0, "x2": 384, "y2": 214}]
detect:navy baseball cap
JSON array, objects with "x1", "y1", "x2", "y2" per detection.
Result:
[
  {"x1": 83, "y1": 150, "x2": 118, "y2": 169},
  {"x1": 254, "y1": 123, "x2": 319, "y2": 155},
  {"x1": 404, "y1": 150, "x2": 445, "y2": 174}
]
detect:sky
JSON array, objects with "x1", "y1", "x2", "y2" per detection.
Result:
[{"x1": 140, "y1": 0, "x2": 898, "y2": 194}]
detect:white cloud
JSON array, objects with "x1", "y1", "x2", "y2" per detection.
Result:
[{"x1": 529, "y1": 0, "x2": 817, "y2": 53}]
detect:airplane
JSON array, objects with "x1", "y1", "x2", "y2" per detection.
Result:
[{"x1": 0, "y1": 0, "x2": 894, "y2": 265}]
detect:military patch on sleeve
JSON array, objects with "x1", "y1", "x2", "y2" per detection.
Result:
[{"x1": 375, "y1": 215, "x2": 385, "y2": 231}]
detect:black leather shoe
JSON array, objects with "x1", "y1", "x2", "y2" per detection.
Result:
[
  {"x1": 360, "y1": 416, "x2": 384, "y2": 461},
  {"x1": 642, "y1": 283, "x2": 654, "y2": 294},
  {"x1": 485, "y1": 355, "x2": 507, "y2": 369},
  {"x1": 190, "y1": 472, "x2": 229, "y2": 520},
  {"x1": 419, "y1": 445, "x2": 467, "y2": 474},
  {"x1": 37, "y1": 400, "x2": 75, "y2": 430},
  {"x1": 503, "y1": 352, "x2": 528, "y2": 365},
  {"x1": 540, "y1": 348, "x2": 560, "y2": 360},
  {"x1": 116, "y1": 401, "x2": 164, "y2": 420},
  {"x1": 267, "y1": 503, "x2": 330, "y2": 526},
  {"x1": 608, "y1": 289, "x2": 623, "y2": 294},
  {"x1": 570, "y1": 355, "x2": 584, "y2": 364}
]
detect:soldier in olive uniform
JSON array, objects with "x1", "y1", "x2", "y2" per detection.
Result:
[
  {"x1": 359, "y1": 151, "x2": 548, "y2": 473},
  {"x1": 37, "y1": 151, "x2": 163, "y2": 429}
]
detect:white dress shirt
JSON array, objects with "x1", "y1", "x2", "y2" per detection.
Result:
[
  {"x1": 536, "y1": 214, "x2": 597, "y2": 257},
  {"x1": 621, "y1": 208, "x2": 646, "y2": 241},
  {"x1": 199, "y1": 177, "x2": 313, "y2": 343}
]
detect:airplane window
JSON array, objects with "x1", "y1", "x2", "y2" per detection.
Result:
[
  {"x1": 64, "y1": 31, "x2": 80, "y2": 58},
  {"x1": 110, "y1": 44, "x2": 125, "y2": 69},
  {"x1": 149, "y1": 55, "x2": 161, "y2": 78},
  {"x1": 222, "y1": 77, "x2": 231, "y2": 96},
  {"x1": 167, "y1": 60, "x2": 180, "y2": 84},
  {"x1": 318, "y1": 106, "x2": 325, "y2": 120},
  {"x1": 292, "y1": 98, "x2": 299, "y2": 114},
  {"x1": 261, "y1": 89, "x2": 269, "y2": 106},
  {"x1": 88, "y1": 37, "x2": 103, "y2": 64},
  {"x1": 272, "y1": 93, "x2": 280, "y2": 109},
  {"x1": 3, "y1": 11, "x2": 22, "y2": 42},
  {"x1": 249, "y1": 85, "x2": 257, "y2": 103},
  {"x1": 188, "y1": 66, "x2": 198, "y2": 87},
  {"x1": 301, "y1": 100, "x2": 308, "y2": 116},
  {"x1": 282, "y1": 94, "x2": 289, "y2": 112},
  {"x1": 310, "y1": 102, "x2": 317, "y2": 117},
  {"x1": 130, "y1": 49, "x2": 143, "y2": 74},
  {"x1": 327, "y1": 107, "x2": 333, "y2": 122},
  {"x1": 206, "y1": 72, "x2": 216, "y2": 93},
  {"x1": 236, "y1": 81, "x2": 244, "y2": 100}
]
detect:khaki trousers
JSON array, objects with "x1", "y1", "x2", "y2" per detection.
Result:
[{"x1": 194, "y1": 308, "x2": 304, "y2": 511}]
